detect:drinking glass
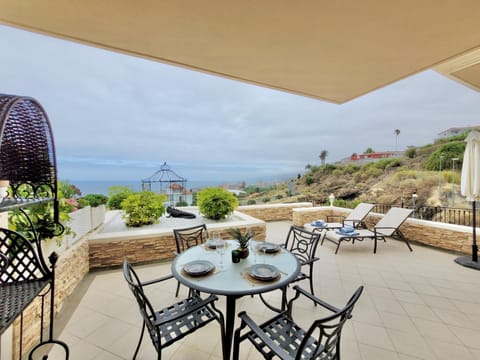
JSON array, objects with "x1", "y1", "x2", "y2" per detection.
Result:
[
  {"x1": 216, "y1": 239, "x2": 225, "y2": 269},
  {"x1": 250, "y1": 240, "x2": 257, "y2": 264}
]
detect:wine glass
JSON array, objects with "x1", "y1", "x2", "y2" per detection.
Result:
[
  {"x1": 216, "y1": 237, "x2": 225, "y2": 269},
  {"x1": 250, "y1": 239, "x2": 257, "y2": 264}
]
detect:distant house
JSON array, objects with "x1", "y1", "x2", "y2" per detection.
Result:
[
  {"x1": 437, "y1": 126, "x2": 480, "y2": 139},
  {"x1": 349, "y1": 151, "x2": 403, "y2": 163}
]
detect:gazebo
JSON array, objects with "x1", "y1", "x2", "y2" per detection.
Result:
[{"x1": 141, "y1": 162, "x2": 190, "y2": 206}]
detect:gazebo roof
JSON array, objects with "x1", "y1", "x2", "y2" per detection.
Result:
[{"x1": 142, "y1": 162, "x2": 187, "y2": 183}]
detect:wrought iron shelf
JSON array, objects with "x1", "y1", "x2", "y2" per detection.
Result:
[{"x1": 0, "y1": 197, "x2": 54, "y2": 212}]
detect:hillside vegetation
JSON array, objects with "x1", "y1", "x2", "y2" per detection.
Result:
[{"x1": 242, "y1": 132, "x2": 473, "y2": 209}]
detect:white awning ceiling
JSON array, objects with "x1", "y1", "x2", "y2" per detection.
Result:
[{"x1": 1, "y1": 0, "x2": 480, "y2": 103}]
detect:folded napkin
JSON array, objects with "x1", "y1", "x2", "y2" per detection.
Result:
[
  {"x1": 335, "y1": 226, "x2": 360, "y2": 236},
  {"x1": 311, "y1": 219, "x2": 325, "y2": 227}
]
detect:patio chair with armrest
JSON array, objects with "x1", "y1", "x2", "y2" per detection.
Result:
[
  {"x1": 258, "y1": 226, "x2": 321, "y2": 311},
  {"x1": 123, "y1": 259, "x2": 226, "y2": 360},
  {"x1": 173, "y1": 224, "x2": 209, "y2": 296},
  {"x1": 323, "y1": 207, "x2": 414, "y2": 254},
  {"x1": 233, "y1": 285, "x2": 364, "y2": 360}
]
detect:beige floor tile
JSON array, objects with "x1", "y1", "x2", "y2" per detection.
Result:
[
  {"x1": 411, "y1": 317, "x2": 461, "y2": 344},
  {"x1": 373, "y1": 297, "x2": 407, "y2": 315},
  {"x1": 49, "y1": 221, "x2": 480, "y2": 360},
  {"x1": 353, "y1": 322, "x2": 395, "y2": 351},
  {"x1": 448, "y1": 325, "x2": 480, "y2": 350},
  {"x1": 358, "y1": 343, "x2": 401, "y2": 360},
  {"x1": 379, "y1": 312, "x2": 419, "y2": 334},
  {"x1": 400, "y1": 302, "x2": 439, "y2": 322},
  {"x1": 387, "y1": 329, "x2": 436, "y2": 360},
  {"x1": 425, "y1": 337, "x2": 477, "y2": 360}
]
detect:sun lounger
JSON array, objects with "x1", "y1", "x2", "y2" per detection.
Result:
[{"x1": 323, "y1": 207, "x2": 414, "y2": 254}]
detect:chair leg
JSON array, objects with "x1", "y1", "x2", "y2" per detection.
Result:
[
  {"x1": 308, "y1": 266, "x2": 317, "y2": 307},
  {"x1": 133, "y1": 321, "x2": 146, "y2": 360},
  {"x1": 175, "y1": 281, "x2": 180, "y2": 297},
  {"x1": 335, "y1": 239, "x2": 342, "y2": 254}
]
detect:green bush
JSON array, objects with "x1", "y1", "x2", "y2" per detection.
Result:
[
  {"x1": 262, "y1": 197, "x2": 270, "y2": 203},
  {"x1": 121, "y1": 191, "x2": 167, "y2": 227},
  {"x1": 305, "y1": 175, "x2": 314, "y2": 185},
  {"x1": 424, "y1": 142, "x2": 465, "y2": 171},
  {"x1": 197, "y1": 187, "x2": 239, "y2": 220},
  {"x1": 275, "y1": 194, "x2": 283, "y2": 199},
  {"x1": 247, "y1": 199, "x2": 256, "y2": 205},
  {"x1": 81, "y1": 193, "x2": 108, "y2": 207},
  {"x1": 405, "y1": 147, "x2": 417, "y2": 158},
  {"x1": 108, "y1": 186, "x2": 134, "y2": 209}
]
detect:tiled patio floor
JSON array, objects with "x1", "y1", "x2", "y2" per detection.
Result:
[{"x1": 51, "y1": 221, "x2": 480, "y2": 360}]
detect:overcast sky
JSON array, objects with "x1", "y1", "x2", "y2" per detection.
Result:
[{"x1": 1, "y1": 25, "x2": 480, "y2": 184}]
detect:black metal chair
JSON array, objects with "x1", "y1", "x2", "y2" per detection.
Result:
[
  {"x1": 233, "y1": 285, "x2": 364, "y2": 360},
  {"x1": 122, "y1": 259, "x2": 225, "y2": 360},
  {"x1": 284, "y1": 225, "x2": 321, "y2": 297},
  {"x1": 173, "y1": 224, "x2": 209, "y2": 296}
]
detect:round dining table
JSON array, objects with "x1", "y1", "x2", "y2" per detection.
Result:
[{"x1": 171, "y1": 239, "x2": 300, "y2": 360}]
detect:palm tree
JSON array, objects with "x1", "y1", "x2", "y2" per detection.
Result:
[
  {"x1": 394, "y1": 129, "x2": 400, "y2": 151},
  {"x1": 319, "y1": 150, "x2": 328, "y2": 165}
]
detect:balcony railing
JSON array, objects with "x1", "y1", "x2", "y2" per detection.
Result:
[
  {"x1": 374, "y1": 203, "x2": 478, "y2": 227},
  {"x1": 304, "y1": 197, "x2": 478, "y2": 227}
]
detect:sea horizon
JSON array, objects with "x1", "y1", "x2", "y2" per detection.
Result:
[{"x1": 67, "y1": 179, "x2": 263, "y2": 196}]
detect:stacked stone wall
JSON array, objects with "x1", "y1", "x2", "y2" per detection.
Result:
[
  {"x1": 293, "y1": 206, "x2": 473, "y2": 254},
  {"x1": 239, "y1": 202, "x2": 312, "y2": 221}
]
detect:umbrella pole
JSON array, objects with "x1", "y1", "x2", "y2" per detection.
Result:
[
  {"x1": 473, "y1": 201, "x2": 478, "y2": 262},
  {"x1": 454, "y1": 200, "x2": 480, "y2": 270}
]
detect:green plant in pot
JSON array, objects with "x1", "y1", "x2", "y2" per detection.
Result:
[
  {"x1": 228, "y1": 227, "x2": 255, "y2": 259},
  {"x1": 197, "y1": 187, "x2": 238, "y2": 220}
]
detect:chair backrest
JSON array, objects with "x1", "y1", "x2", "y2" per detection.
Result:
[
  {"x1": 284, "y1": 226, "x2": 321, "y2": 264},
  {"x1": 0, "y1": 228, "x2": 50, "y2": 284},
  {"x1": 375, "y1": 207, "x2": 413, "y2": 236},
  {"x1": 173, "y1": 224, "x2": 208, "y2": 253},
  {"x1": 344, "y1": 203, "x2": 375, "y2": 224},
  {"x1": 299, "y1": 286, "x2": 364, "y2": 360},
  {"x1": 122, "y1": 259, "x2": 161, "y2": 352}
]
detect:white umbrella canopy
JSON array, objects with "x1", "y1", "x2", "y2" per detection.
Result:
[
  {"x1": 457, "y1": 130, "x2": 480, "y2": 269},
  {"x1": 461, "y1": 131, "x2": 480, "y2": 201}
]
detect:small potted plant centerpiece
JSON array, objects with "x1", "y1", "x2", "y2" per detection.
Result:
[{"x1": 228, "y1": 227, "x2": 255, "y2": 259}]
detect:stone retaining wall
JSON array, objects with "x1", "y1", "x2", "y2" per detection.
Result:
[
  {"x1": 293, "y1": 206, "x2": 474, "y2": 254},
  {"x1": 12, "y1": 239, "x2": 90, "y2": 359},
  {"x1": 88, "y1": 224, "x2": 266, "y2": 269},
  {"x1": 239, "y1": 202, "x2": 312, "y2": 221}
]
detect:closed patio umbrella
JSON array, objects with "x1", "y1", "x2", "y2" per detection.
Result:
[{"x1": 455, "y1": 130, "x2": 480, "y2": 270}]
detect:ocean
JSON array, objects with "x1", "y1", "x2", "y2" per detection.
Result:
[{"x1": 70, "y1": 180, "x2": 230, "y2": 196}]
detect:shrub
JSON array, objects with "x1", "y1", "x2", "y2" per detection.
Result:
[
  {"x1": 262, "y1": 197, "x2": 270, "y2": 203},
  {"x1": 197, "y1": 187, "x2": 239, "y2": 220},
  {"x1": 247, "y1": 199, "x2": 256, "y2": 205},
  {"x1": 305, "y1": 175, "x2": 314, "y2": 185},
  {"x1": 81, "y1": 193, "x2": 108, "y2": 207},
  {"x1": 108, "y1": 185, "x2": 134, "y2": 209},
  {"x1": 121, "y1": 191, "x2": 167, "y2": 227},
  {"x1": 405, "y1": 147, "x2": 417, "y2": 158},
  {"x1": 275, "y1": 194, "x2": 283, "y2": 199}
]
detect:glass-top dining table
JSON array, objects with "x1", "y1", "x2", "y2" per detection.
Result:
[{"x1": 171, "y1": 239, "x2": 300, "y2": 360}]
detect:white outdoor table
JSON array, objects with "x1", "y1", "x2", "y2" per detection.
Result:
[{"x1": 171, "y1": 240, "x2": 300, "y2": 360}]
